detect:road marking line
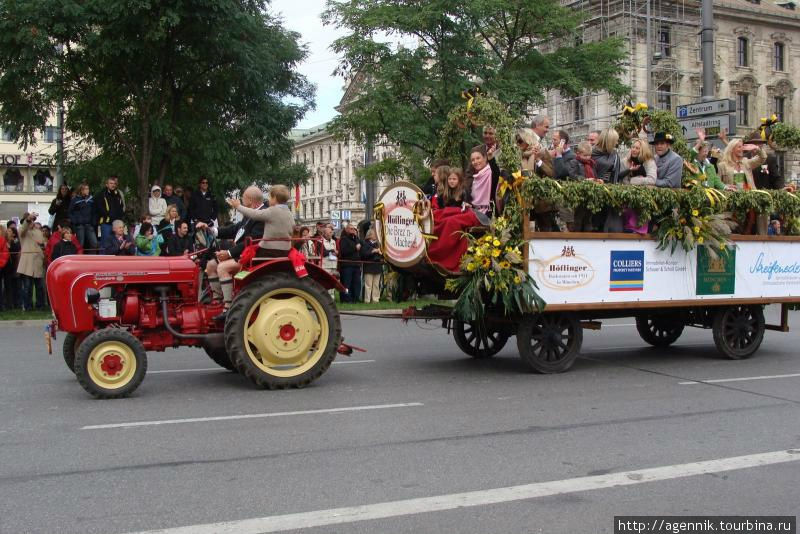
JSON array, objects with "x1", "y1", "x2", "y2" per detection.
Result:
[
  {"x1": 679, "y1": 372, "x2": 800, "y2": 385},
  {"x1": 148, "y1": 368, "x2": 220, "y2": 374},
  {"x1": 128, "y1": 449, "x2": 800, "y2": 534},
  {"x1": 148, "y1": 360, "x2": 375, "y2": 375},
  {"x1": 81, "y1": 403, "x2": 422, "y2": 430}
]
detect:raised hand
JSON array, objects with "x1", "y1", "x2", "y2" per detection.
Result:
[{"x1": 695, "y1": 127, "x2": 706, "y2": 143}]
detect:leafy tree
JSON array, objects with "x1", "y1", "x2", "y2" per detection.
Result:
[
  {"x1": 0, "y1": 0, "x2": 313, "y2": 212},
  {"x1": 323, "y1": 0, "x2": 629, "y2": 176}
]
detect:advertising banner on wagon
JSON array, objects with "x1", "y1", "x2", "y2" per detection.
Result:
[{"x1": 527, "y1": 238, "x2": 800, "y2": 306}]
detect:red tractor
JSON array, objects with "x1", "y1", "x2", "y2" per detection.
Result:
[{"x1": 46, "y1": 254, "x2": 345, "y2": 398}]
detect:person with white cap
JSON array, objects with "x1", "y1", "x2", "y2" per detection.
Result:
[{"x1": 148, "y1": 185, "x2": 167, "y2": 225}]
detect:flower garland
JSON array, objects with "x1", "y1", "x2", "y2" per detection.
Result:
[{"x1": 445, "y1": 213, "x2": 544, "y2": 322}]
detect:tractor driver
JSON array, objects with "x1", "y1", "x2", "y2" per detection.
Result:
[{"x1": 196, "y1": 186, "x2": 266, "y2": 315}]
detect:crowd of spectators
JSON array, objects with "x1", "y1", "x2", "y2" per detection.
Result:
[{"x1": 0, "y1": 175, "x2": 212, "y2": 312}]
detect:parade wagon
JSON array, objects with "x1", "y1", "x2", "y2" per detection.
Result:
[{"x1": 374, "y1": 180, "x2": 800, "y2": 373}]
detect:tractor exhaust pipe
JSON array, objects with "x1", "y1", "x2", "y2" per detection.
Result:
[{"x1": 156, "y1": 286, "x2": 216, "y2": 340}]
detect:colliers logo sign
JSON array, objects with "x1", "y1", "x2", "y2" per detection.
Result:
[{"x1": 609, "y1": 250, "x2": 644, "y2": 291}]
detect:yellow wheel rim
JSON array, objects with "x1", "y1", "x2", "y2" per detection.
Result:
[
  {"x1": 243, "y1": 287, "x2": 329, "y2": 378},
  {"x1": 86, "y1": 341, "x2": 137, "y2": 390}
]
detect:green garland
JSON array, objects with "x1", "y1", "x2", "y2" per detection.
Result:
[
  {"x1": 770, "y1": 123, "x2": 800, "y2": 150},
  {"x1": 436, "y1": 91, "x2": 520, "y2": 171}
]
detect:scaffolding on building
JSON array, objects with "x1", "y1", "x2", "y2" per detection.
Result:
[{"x1": 541, "y1": 0, "x2": 702, "y2": 135}]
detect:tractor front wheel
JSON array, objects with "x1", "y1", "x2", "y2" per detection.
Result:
[
  {"x1": 73, "y1": 329, "x2": 147, "y2": 399},
  {"x1": 224, "y1": 273, "x2": 341, "y2": 389},
  {"x1": 62, "y1": 333, "x2": 85, "y2": 374}
]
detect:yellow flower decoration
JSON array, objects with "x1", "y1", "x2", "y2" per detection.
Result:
[
  {"x1": 499, "y1": 261, "x2": 510, "y2": 269},
  {"x1": 488, "y1": 271, "x2": 496, "y2": 277},
  {"x1": 692, "y1": 209, "x2": 699, "y2": 217},
  {"x1": 466, "y1": 263, "x2": 477, "y2": 272},
  {"x1": 697, "y1": 236, "x2": 704, "y2": 244},
  {"x1": 493, "y1": 239, "x2": 501, "y2": 247},
  {"x1": 492, "y1": 249, "x2": 501, "y2": 258},
  {"x1": 679, "y1": 218, "x2": 686, "y2": 225},
  {"x1": 514, "y1": 276, "x2": 521, "y2": 284},
  {"x1": 475, "y1": 248, "x2": 483, "y2": 257},
  {"x1": 693, "y1": 226, "x2": 700, "y2": 234},
  {"x1": 482, "y1": 258, "x2": 491, "y2": 269}
]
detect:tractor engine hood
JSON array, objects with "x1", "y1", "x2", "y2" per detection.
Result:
[{"x1": 47, "y1": 255, "x2": 198, "y2": 332}]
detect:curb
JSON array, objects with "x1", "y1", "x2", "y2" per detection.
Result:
[{"x1": 0, "y1": 319, "x2": 51, "y2": 328}]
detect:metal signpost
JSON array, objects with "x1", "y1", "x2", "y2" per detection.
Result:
[
  {"x1": 676, "y1": 99, "x2": 735, "y2": 119},
  {"x1": 678, "y1": 113, "x2": 737, "y2": 141}
]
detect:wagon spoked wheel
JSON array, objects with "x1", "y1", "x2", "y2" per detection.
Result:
[
  {"x1": 73, "y1": 329, "x2": 148, "y2": 399},
  {"x1": 453, "y1": 319, "x2": 509, "y2": 359},
  {"x1": 517, "y1": 313, "x2": 582, "y2": 373},
  {"x1": 635, "y1": 314, "x2": 684, "y2": 348},
  {"x1": 224, "y1": 273, "x2": 341, "y2": 389},
  {"x1": 712, "y1": 305, "x2": 765, "y2": 360}
]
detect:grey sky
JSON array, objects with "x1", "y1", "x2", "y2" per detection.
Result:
[{"x1": 270, "y1": 0, "x2": 345, "y2": 129}]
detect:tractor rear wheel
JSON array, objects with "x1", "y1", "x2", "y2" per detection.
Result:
[
  {"x1": 224, "y1": 273, "x2": 341, "y2": 389},
  {"x1": 62, "y1": 333, "x2": 84, "y2": 374},
  {"x1": 74, "y1": 329, "x2": 147, "y2": 399}
]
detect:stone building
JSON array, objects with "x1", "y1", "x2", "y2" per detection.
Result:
[
  {"x1": 536, "y1": 0, "x2": 800, "y2": 182},
  {"x1": 290, "y1": 124, "x2": 398, "y2": 228},
  {"x1": 0, "y1": 123, "x2": 63, "y2": 223}
]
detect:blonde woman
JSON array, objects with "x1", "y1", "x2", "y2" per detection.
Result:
[
  {"x1": 591, "y1": 128, "x2": 621, "y2": 184},
  {"x1": 717, "y1": 138, "x2": 767, "y2": 191},
  {"x1": 620, "y1": 138, "x2": 656, "y2": 186},
  {"x1": 718, "y1": 138, "x2": 769, "y2": 234}
]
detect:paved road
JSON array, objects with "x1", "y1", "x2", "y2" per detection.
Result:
[{"x1": 0, "y1": 306, "x2": 798, "y2": 534}]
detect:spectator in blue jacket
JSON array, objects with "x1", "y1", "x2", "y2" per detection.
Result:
[{"x1": 68, "y1": 183, "x2": 97, "y2": 253}]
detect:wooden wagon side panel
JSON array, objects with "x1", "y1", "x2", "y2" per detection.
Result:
[{"x1": 527, "y1": 233, "x2": 800, "y2": 311}]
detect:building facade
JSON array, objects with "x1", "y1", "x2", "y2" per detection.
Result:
[
  {"x1": 537, "y1": 0, "x2": 800, "y2": 182},
  {"x1": 0, "y1": 124, "x2": 63, "y2": 223},
  {"x1": 290, "y1": 124, "x2": 398, "y2": 228}
]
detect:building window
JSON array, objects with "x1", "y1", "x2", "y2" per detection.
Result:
[
  {"x1": 737, "y1": 37, "x2": 748, "y2": 67},
  {"x1": 320, "y1": 148, "x2": 323, "y2": 162},
  {"x1": 658, "y1": 27, "x2": 671, "y2": 58},
  {"x1": 311, "y1": 151, "x2": 315, "y2": 164},
  {"x1": 573, "y1": 98, "x2": 585, "y2": 123},
  {"x1": 337, "y1": 170, "x2": 342, "y2": 185},
  {"x1": 774, "y1": 42, "x2": 785, "y2": 71},
  {"x1": 328, "y1": 173, "x2": 332, "y2": 191},
  {"x1": 338, "y1": 144, "x2": 342, "y2": 158},
  {"x1": 1, "y1": 126, "x2": 17, "y2": 142},
  {"x1": 328, "y1": 146, "x2": 332, "y2": 160},
  {"x1": 44, "y1": 126, "x2": 58, "y2": 144},
  {"x1": 737, "y1": 93, "x2": 749, "y2": 125},
  {"x1": 774, "y1": 96, "x2": 785, "y2": 122},
  {"x1": 657, "y1": 84, "x2": 672, "y2": 111}
]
